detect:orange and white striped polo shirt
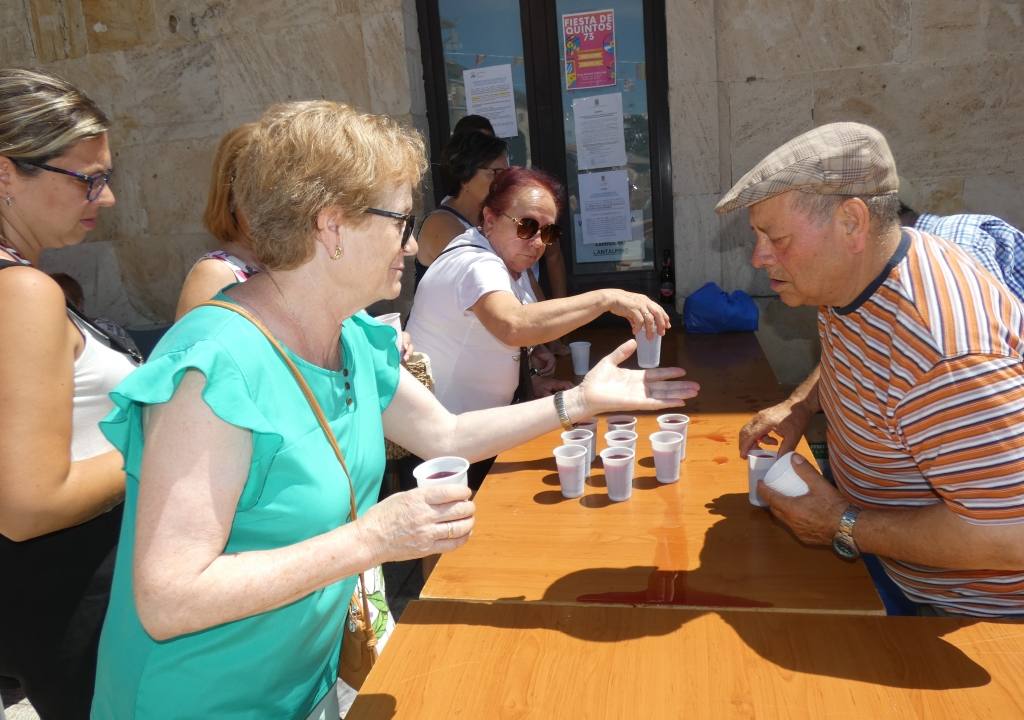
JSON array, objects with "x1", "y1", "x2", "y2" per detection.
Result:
[{"x1": 819, "y1": 228, "x2": 1024, "y2": 616}]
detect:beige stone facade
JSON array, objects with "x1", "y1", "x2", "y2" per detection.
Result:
[
  {"x1": 1, "y1": 0, "x2": 1021, "y2": 382},
  {"x1": 1, "y1": 0, "x2": 425, "y2": 323},
  {"x1": 667, "y1": 0, "x2": 1024, "y2": 383}
]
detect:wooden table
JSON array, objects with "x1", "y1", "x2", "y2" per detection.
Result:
[
  {"x1": 423, "y1": 330, "x2": 883, "y2": 614},
  {"x1": 349, "y1": 600, "x2": 1024, "y2": 719}
]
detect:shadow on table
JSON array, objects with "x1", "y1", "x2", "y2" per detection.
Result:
[
  {"x1": 347, "y1": 693, "x2": 396, "y2": 719},
  {"x1": 399, "y1": 597, "x2": 993, "y2": 690},
  {"x1": 492, "y1": 456, "x2": 674, "y2": 505},
  {"x1": 405, "y1": 490, "x2": 998, "y2": 691}
]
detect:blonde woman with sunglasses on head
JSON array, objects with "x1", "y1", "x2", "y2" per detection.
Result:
[
  {"x1": 0, "y1": 67, "x2": 138, "y2": 719},
  {"x1": 406, "y1": 166, "x2": 669, "y2": 489}
]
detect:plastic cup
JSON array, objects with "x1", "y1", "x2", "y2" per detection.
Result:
[
  {"x1": 553, "y1": 444, "x2": 588, "y2": 498},
  {"x1": 635, "y1": 330, "x2": 662, "y2": 368},
  {"x1": 656, "y1": 414, "x2": 689, "y2": 458},
  {"x1": 747, "y1": 449, "x2": 777, "y2": 507},
  {"x1": 600, "y1": 447, "x2": 635, "y2": 501},
  {"x1": 568, "y1": 341, "x2": 591, "y2": 376},
  {"x1": 605, "y1": 415, "x2": 637, "y2": 433},
  {"x1": 561, "y1": 429, "x2": 594, "y2": 476},
  {"x1": 572, "y1": 418, "x2": 598, "y2": 465},
  {"x1": 413, "y1": 456, "x2": 470, "y2": 488},
  {"x1": 376, "y1": 312, "x2": 403, "y2": 354},
  {"x1": 649, "y1": 431, "x2": 684, "y2": 484},
  {"x1": 763, "y1": 451, "x2": 810, "y2": 497},
  {"x1": 604, "y1": 429, "x2": 637, "y2": 454},
  {"x1": 656, "y1": 413, "x2": 689, "y2": 433}
]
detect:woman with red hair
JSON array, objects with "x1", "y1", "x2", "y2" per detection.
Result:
[{"x1": 407, "y1": 167, "x2": 670, "y2": 489}]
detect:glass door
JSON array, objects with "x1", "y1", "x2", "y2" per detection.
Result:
[
  {"x1": 436, "y1": 0, "x2": 532, "y2": 167},
  {"x1": 556, "y1": 2, "x2": 655, "y2": 277},
  {"x1": 418, "y1": 0, "x2": 672, "y2": 298}
]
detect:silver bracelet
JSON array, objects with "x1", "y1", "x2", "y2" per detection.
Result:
[{"x1": 553, "y1": 390, "x2": 573, "y2": 430}]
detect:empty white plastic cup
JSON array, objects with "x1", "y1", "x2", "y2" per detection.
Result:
[
  {"x1": 572, "y1": 418, "x2": 598, "y2": 465},
  {"x1": 600, "y1": 447, "x2": 635, "y2": 501},
  {"x1": 376, "y1": 312, "x2": 403, "y2": 355},
  {"x1": 747, "y1": 449, "x2": 777, "y2": 507},
  {"x1": 554, "y1": 444, "x2": 588, "y2": 498},
  {"x1": 568, "y1": 341, "x2": 591, "y2": 375},
  {"x1": 635, "y1": 330, "x2": 662, "y2": 369},
  {"x1": 560, "y1": 429, "x2": 594, "y2": 476},
  {"x1": 604, "y1": 429, "x2": 638, "y2": 454},
  {"x1": 649, "y1": 431, "x2": 684, "y2": 484},
  {"x1": 763, "y1": 451, "x2": 810, "y2": 497},
  {"x1": 413, "y1": 456, "x2": 470, "y2": 488},
  {"x1": 605, "y1": 415, "x2": 637, "y2": 433}
]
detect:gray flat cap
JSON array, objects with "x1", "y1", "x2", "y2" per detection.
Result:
[{"x1": 715, "y1": 122, "x2": 899, "y2": 214}]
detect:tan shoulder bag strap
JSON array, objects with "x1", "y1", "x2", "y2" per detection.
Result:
[{"x1": 199, "y1": 300, "x2": 377, "y2": 656}]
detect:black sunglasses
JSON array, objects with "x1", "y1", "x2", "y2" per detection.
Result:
[
  {"x1": 502, "y1": 213, "x2": 561, "y2": 246},
  {"x1": 365, "y1": 207, "x2": 416, "y2": 249},
  {"x1": 16, "y1": 159, "x2": 113, "y2": 202}
]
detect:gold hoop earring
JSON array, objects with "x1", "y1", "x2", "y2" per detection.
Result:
[{"x1": 331, "y1": 245, "x2": 343, "y2": 260}]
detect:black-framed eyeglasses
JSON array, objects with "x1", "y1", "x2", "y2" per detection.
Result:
[
  {"x1": 481, "y1": 165, "x2": 508, "y2": 177},
  {"x1": 365, "y1": 207, "x2": 416, "y2": 249},
  {"x1": 502, "y1": 213, "x2": 561, "y2": 246},
  {"x1": 15, "y1": 160, "x2": 113, "y2": 202}
]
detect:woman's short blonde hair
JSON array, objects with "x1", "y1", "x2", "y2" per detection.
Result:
[
  {"x1": 0, "y1": 67, "x2": 108, "y2": 166},
  {"x1": 202, "y1": 123, "x2": 256, "y2": 246},
  {"x1": 234, "y1": 101, "x2": 427, "y2": 270}
]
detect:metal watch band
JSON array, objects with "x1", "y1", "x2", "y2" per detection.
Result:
[
  {"x1": 554, "y1": 391, "x2": 573, "y2": 430},
  {"x1": 832, "y1": 505, "x2": 861, "y2": 559}
]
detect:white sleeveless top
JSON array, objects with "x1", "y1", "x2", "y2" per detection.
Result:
[{"x1": 69, "y1": 315, "x2": 138, "y2": 460}]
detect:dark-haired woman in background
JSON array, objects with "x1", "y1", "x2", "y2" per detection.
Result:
[{"x1": 414, "y1": 129, "x2": 509, "y2": 284}]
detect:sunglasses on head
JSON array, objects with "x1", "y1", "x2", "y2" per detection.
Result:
[{"x1": 502, "y1": 213, "x2": 561, "y2": 246}]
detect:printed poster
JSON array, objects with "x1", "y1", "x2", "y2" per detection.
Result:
[
  {"x1": 562, "y1": 9, "x2": 616, "y2": 90},
  {"x1": 572, "y1": 92, "x2": 626, "y2": 170},
  {"x1": 464, "y1": 64, "x2": 518, "y2": 138}
]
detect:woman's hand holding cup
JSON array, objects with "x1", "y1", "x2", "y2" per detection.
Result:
[{"x1": 357, "y1": 484, "x2": 475, "y2": 563}]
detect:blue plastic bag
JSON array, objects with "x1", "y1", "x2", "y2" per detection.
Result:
[{"x1": 682, "y1": 282, "x2": 759, "y2": 333}]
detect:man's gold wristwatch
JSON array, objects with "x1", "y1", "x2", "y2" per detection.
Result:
[{"x1": 831, "y1": 505, "x2": 861, "y2": 560}]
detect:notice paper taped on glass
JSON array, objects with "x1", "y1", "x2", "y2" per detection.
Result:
[
  {"x1": 573, "y1": 92, "x2": 627, "y2": 171},
  {"x1": 579, "y1": 170, "x2": 631, "y2": 245},
  {"x1": 464, "y1": 64, "x2": 518, "y2": 138}
]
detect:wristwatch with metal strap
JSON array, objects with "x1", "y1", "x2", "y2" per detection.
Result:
[{"x1": 831, "y1": 505, "x2": 862, "y2": 560}]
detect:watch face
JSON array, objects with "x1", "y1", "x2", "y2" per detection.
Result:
[{"x1": 832, "y1": 536, "x2": 858, "y2": 560}]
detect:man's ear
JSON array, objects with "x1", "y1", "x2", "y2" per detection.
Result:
[{"x1": 837, "y1": 197, "x2": 871, "y2": 254}]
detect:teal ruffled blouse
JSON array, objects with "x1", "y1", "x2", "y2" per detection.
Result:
[{"x1": 91, "y1": 298, "x2": 400, "y2": 719}]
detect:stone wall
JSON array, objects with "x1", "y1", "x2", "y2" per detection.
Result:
[
  {"x1": 4, "y1": 0, "x2": 1021, "y2": 382},
  {"x1": 0, "y1": 0, "x2": 426, "y2": 324},
  {"x1": 667, "y1": 0, "x2": 1024, "y2": 385}
]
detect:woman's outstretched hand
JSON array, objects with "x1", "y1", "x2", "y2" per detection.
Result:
[{"x1": 576, "y1": 339, "x2": 700, "y2": 416}]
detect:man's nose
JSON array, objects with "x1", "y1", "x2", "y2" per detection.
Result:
[{"x1": 750, "y1": 235, "x2": 773, "y2": 269}]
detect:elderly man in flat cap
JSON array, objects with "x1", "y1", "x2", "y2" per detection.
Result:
[{"x1": 718, "y1": 122, "x2": 1024, "y2": 617}]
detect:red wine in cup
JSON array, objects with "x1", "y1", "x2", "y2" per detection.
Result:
[
  {"x1": 605, "y1": 453, "x2": 630, "y2": 460},
  {"x1": 426, "y1": 470, "x2": 457, "y2": 480},
  {"x1": 662, "y1": 419, "x2": 684, "y2": 426}
]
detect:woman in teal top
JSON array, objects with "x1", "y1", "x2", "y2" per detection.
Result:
[{"x1": 91, "y1": 101, "x2": 700, "y2": 719}]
